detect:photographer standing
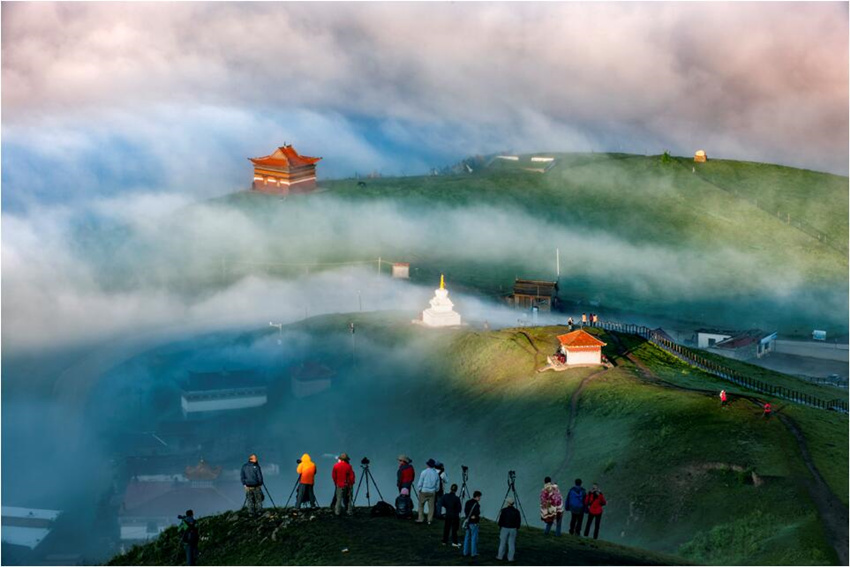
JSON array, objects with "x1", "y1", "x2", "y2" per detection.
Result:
[
  {"x1": 397, "y1": 455, "x2": 415, "y2": 493},
  {"x1": 177, "y1": 510, "x2": 199, "y2": 566},
  {"x1": 416, "y1": 459, "x2": 441, "y2": 524},
  {"x1": 331, "y1": 453, "x2": 355, "y2": 516},
  {"x1": 497, "y1": 497, "x2": 521, "y2": 562},
  {"x1": 462, "y1": 491, "x2": 482, "y2": 558},
  {"x1": 441, "y1": 484, "x2": 462, "y2": 547},
  {"x1": 583, "y1": 483, "x2": 607, "y2": 540},
  {"x1": 295, "y1": 453, "x2": 318, "y2": 509},
  {"x1": 240, "y1": 454, "x2": 264, "y2": 515}
]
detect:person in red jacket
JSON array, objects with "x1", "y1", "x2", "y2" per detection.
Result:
[
  {"x1": 763, "y1": 402, "x2": 772, "y2": 420},
  {"x1": 583, "y1": 484, "x2": 607, "y2": 540},
  {"x1": 720, "y1": 390, "x2": 727, "y2": 407},
  {"x1": 332, "y1": 453, "x2": 356, "y2": 516},
  {"x1": 397, "y1": 455, "x2": 415, "y2": 493}
]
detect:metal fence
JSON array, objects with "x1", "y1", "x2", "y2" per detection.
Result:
[{"x1": 594, "y1": 320, "x2": 849, "y2": 414}]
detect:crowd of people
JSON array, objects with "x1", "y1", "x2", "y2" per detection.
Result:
[{"x1": 229, "y1": 453, "x2": 608, "y2": 565}]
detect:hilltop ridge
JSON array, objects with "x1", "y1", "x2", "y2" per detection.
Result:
[{"x1": 108, "y1": 507, "x2": 683, "y2": 566}]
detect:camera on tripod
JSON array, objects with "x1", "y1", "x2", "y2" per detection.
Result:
[
  {"x1": 361, "y1": 456, "x2": 370, "y2": 466},
  {"x1": 508, "y1": 470, "x2": 516, "y2": 483},
  {"x1": 461, "y1": 465, "x2": 469, "y2": 472}
]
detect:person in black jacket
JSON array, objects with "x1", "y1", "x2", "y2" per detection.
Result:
[
  {"x1": 462, "y1": 491, "x2": 482, "y2": 557},
  {"x1": 441, "y1": 484, "x2": 462, "y2": 547},
  {"x1": 240, "y1": 454, "x2": 265, "y2": 515},
  {"x1": 497, "y1": 497, "x2": 521, "y2": 562}
]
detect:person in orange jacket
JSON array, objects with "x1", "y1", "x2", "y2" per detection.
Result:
[
  {"x1": 295, "y1": 453, "x2": 318, "y2": 509},
  {"x1": 331, "y1": 453, "x2": 356, "y2": 516},
  {"x1": 583, "y1": 483, "x2": 607, "y2": 540}
]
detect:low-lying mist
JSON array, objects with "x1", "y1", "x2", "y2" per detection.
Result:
[{"x1": 3, "y1": 190, "x2": 846, "y2": 357}]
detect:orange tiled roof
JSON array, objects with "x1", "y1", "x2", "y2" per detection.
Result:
[
  {"x1": 249, "y1": 145, "x2": 322, "y2": 168},
  {"x1": 556, "y1": 329, "x2": 607, "y2": 349}
]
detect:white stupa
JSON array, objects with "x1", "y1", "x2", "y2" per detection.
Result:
[{"x1": 422, "y1": 274, "x2": 462, "y2": 327}]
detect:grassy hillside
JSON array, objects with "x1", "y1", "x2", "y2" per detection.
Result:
[
  {"x1": 102, "y1": 313, "x2": 847, "y2": 565},
  {"x1": 421, "y1": 324, "x2": 846, "y2": 565},
  {"x1": 109, "y1": 508, "x2": 680, "y2": 566},
  {"x1": 211, "y1": 314, "x2": 849, "y2": 563},
  {"x1": 213, "y1": 153, "x2": 848, "y2": 337}
]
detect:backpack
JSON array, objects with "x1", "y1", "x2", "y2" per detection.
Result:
[
  {"x1": 567, "y1": 487, "x2": 585, "y2": 511},
  {"x1": 371, "y1": 501, "x2": 396, "y2": 517},
  {"x1": 180, "y1": 521, "x2": 199, "y2": 545}
]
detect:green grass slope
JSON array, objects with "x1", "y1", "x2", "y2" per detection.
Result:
[
  {"x1": 421, "y1": 324, "x2": 846, "y2": 565},
  {"x1": 109, "y1": 508, "x2": 681, "y2": 566},
  {"x1": 214, "y1": 153, "x2": 848, "y2": 335},
  {"x1": 105, "y1": 313, "x2": 848, "y2": 565}
]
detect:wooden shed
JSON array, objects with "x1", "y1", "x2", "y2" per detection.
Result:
[{"x1": 511, "y1": 279, "x2": 559, "y2": 312}]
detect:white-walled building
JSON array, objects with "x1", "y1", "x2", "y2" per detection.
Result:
[
  {"x1": 694, "y1": 329, "x2": 734, "y2": 349},
  {"x1": 556, "y1": 330, "x2": 607, "y2": 366},
  {"x1": 181, "y1": 370, "x2": 267, "y2": 417},
  {"x1": 1, "y1": 507, "x2": 62, "y2": 551}
]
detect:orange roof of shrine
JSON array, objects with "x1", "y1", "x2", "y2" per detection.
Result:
[
  {"x1": 556, "y1": 329, "x2": 607, "y2": 349},
  {"x1": 249, "y1": 145, "x2": 322, "y2": 168}
]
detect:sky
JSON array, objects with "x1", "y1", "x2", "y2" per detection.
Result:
[{"x1": 2, "y1": 1, "x2": 848, "y2": 207}]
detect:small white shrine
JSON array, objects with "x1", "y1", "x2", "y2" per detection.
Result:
[{"x1": 422, "y1": 274, "x2": 462, "y2": 327}]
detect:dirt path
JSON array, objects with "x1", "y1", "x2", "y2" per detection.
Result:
[
  {"x1": 554, "y1": 366, "x2": 612, "y2": 478},
  {"x1": 608, "y1": 332, "x2": 849, "y2": 563},
  {"x1": 515, "y1": 330, "x2": 542, "y2": 370}
]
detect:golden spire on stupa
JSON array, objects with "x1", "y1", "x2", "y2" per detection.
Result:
[{"x1": 440, "y1": 274, "x2": 445, "y2": 290}]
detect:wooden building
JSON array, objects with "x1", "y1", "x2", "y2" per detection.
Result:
[
  {"x1": 249, "y1": 144, "x2": 321, "y2": 194},
  {"x1": 511, "y1": 279, "x2": 559, "y2": 311},
  {"x1": 556, "y1": 329, "x2": 606, "y2": 366}
]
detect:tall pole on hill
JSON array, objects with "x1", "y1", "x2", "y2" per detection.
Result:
[{"x1": 556, "y1": 248, "x2": 560, "y2": 282}]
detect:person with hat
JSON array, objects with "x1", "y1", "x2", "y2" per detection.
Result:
[
  {"x1": 240, "y1": 454, "x2": 264, "y2": 515},
  {"x1": 295, "y1": 453, "x2": 318, "y2": 509},
  {"x1": 720, "y1": 389, "x2": 728, "y2": 407},
  {"x1": 395, "y1": 487, "x2": 414, "y2": 519},
  {"x1": 416, "y1": 458, "x2": 441, "y2": 524},
  {"x1": 397, "y1": 455, "x2": 415, "y2": 493},
  {"x1": 331, "y1": 453, "x2": 356, "y2": 516},
  {"x1": 497, "y1": 497, "x2": 522, "y2": 561}
]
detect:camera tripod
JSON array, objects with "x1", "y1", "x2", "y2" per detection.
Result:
[
  {"x1": 353, "y1": 462, "x2": 385, "y2": 506},
  {"x1": 498, "y1": 470, "x2": 529, "y2": 527},
  {"x1": 459, "y1": 465, "x2": 471, "y2": 503},
  {"x1": 284, "y1": 473, "x2": 320, "y2": 509}
]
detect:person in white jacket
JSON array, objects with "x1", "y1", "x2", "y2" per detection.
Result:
[{"x1": 416, "y1": 458, "x2": 441, "y2": 524}]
